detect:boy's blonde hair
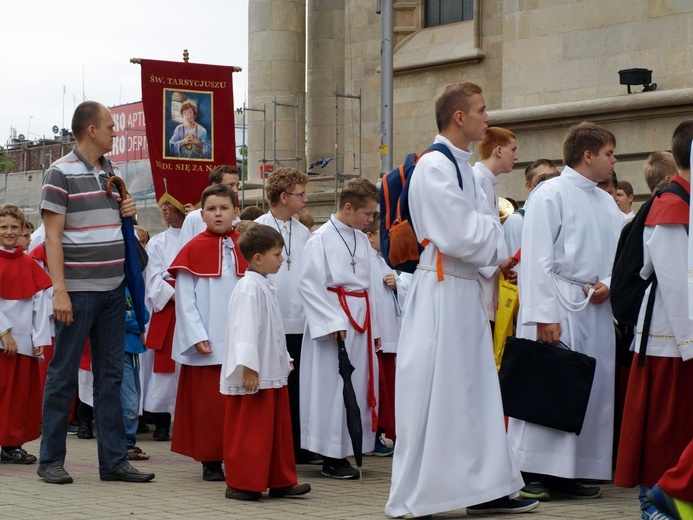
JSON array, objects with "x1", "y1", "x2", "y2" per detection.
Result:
[
  {"x1": 338, "y1": 178, "x2": 378, "y2": 210},
  {"x1": 297, "y1": 209, "x2": 315, "y2": 230},
  {"x1": 265, "y1": 167, "x2": 310, "y2": 206},
  {"x1": 643, "y1": 151, "x2": 677, "y2": 192},
  {"x1": 434, "y1": 82, "x2": 483, "y2": 133},
  {"x1": 0, "y1": 203, "x2": 25, "y2": 223}
]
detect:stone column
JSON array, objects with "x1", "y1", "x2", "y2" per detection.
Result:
[
  {"x1": 306, "y1": 0, "x2": 345, "y2": 174},
  {"x1": 248, "y1": 0, "x2": 306, "y2": 180}
]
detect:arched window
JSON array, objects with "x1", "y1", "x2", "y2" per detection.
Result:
[{"x1": 425, "y1": 0, "x2": 474, "y2": 27}]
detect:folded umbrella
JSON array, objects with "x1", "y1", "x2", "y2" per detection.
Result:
[
  {"x1": 336, "y1": 335, "x2": 363, "y2": 481},
  {"x1": 106, "y1": 176, "x2": 148, "y2": 333}
]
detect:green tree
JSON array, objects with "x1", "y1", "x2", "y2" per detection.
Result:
[{"x1": 0, "y1": 146, "x2": 14, "y2": 172}]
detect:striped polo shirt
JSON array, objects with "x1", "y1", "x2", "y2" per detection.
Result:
[{"x1": 40, "y1": 146, "x2": 125, "y2": 292}]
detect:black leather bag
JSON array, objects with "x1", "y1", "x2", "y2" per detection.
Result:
[{"x1": 498, "y1": 336, "x2": 596, "y2": 435}]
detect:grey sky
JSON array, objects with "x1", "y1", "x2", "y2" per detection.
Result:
[{"x1": 1, "y1": 0, "x2": 248, "y2": 142}]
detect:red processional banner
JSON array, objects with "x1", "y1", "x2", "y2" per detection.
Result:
[{"x1": 139, "y1": 59, "x2": 237, "y2": 209}]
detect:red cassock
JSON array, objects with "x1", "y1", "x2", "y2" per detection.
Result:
[
  {"x1": 223, "y1": 388, "x2": 297, "y2": 492},
  {"x1": 0, "y1": 247, "x2": 52, "y2": 446},
  {"x1": 615, "y1": 175, "x2": 693, "y2": 489},
  {"x1": 168, "y1": 229, "x2": 247, "y2": 462}
]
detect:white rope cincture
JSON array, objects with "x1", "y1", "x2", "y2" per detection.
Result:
[{"x1": 550, "y1": 271, "x2": 595, "y2": 313}]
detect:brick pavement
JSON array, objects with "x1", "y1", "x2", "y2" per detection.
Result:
[{"x1": 0, "y1": 434, "x2": 641, "y2": 519}]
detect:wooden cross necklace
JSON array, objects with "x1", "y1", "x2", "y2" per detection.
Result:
[
  {"x1": 270, "y1": 211, "x2": 292, "y2": 270},
  {"x1": 330, "y1": 216, "x2": 357, "y2": 273}
]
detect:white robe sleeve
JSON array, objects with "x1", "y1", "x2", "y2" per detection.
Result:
[
  {"x1": 0, "y1": 308, "x2": 10, "y2": 336},
  {"x1": 174, "y1": 271, "x2": 210, "y2": 357},
  {"x1": 412, "y1": 153, "x2": 507, "y2": 267},
  {"x1": 145, "y1": 239, "x2": 175, "y2": 312},
  {"x1": 519, "y1": 186, "x2": 564, "y2": 325},
  {"x1": 224, "y1": 282, "x2": 261, "y2": 379},
  {"x1": 503, "y1": 212, "x2": 523, "y2": 257},
  {"x1": 298, "y1": 235, "x2": 347, "y2": 340},
  {"x1": 32, "y1": 290, "x2": 52, "y2": 347},
  {"x1": 178, "y1": 211, "x2": 204, "y2": 250},
  {"x1": 646, "y1": 225, "x2": 693, "y2": 361}
]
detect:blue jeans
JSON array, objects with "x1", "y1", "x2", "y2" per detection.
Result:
[
  {"x1": 121, "y1": 353, "x2": 141, "y2": 449},
  {"x1": 39, "y1": 283, "x2": 128, "y2": 474}
]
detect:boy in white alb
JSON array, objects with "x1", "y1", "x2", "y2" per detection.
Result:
[
  {"x1": 298, "y1": 178, "x2": 380, "y2": 480},
  {"x1": 386, "y1": 83, "x2": 537, "y2": 518},
  {"x1": 0, "y1": 204, "x2": 52, "y2": 465},
  {"x1": 142, "y1": 201, "x2": 184, "y2": 441},
  {"x1": 511, "y1": 122, "x2": 623, "y2": 501},
  {"x1": 254, "y1": 167, "x2": 318, "y2": 464},
  {"x1": 167, "y1": 184, "x2": 246, "y2": 482},
  {"x1": 221, "y1": 223, "x2": 311, "y2": 501},
  {"x1": 363, "y1": 213, "x2": 399, "y2": 455},
  {"x1": 472, "y1": 127, "x2": 519, "y2": 323}
]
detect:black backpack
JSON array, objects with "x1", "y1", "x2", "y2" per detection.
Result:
[{"x1": 610, "y1": 182, "x2": 689, "y2": 366}]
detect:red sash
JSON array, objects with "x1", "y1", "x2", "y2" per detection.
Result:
[
  {"x1": 327, "y1": 286, "x2": 378, "y2": 431},
  {"x1": 146, "y1": 280, "x2": 176, "y2": 373}
]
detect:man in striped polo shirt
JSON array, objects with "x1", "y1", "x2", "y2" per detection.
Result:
[{"x1": 37, "y1": 101, "x2": 155, "y2": 484}]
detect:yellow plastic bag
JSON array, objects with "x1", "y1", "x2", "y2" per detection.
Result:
[{"x1": 493, "y1": 272, "x2": 519, "y2": 371}]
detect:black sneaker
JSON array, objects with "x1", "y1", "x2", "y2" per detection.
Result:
[
  {"x1": 321, "y1": 458, "x2": 359, "y2": 480},
  {"x1": 152, "y1": 426, "x2": 170, "y2": 441},
  {"x1": 520, "y1": 481, "x2": 551, "y2": 501},
  {"x1": 77, "y1": 419, "x2": 94, "y2": 439},
  {"x1": 295, "y1": 450, "x2": 323, "y2": 465},
  {"x1": 1, "y1": 447, "x2": 37, "y2": 464},
  {"x1": 467, "y1": 496, "x2": 540, "y2": 515},
  {"x1": 202, "y1": 461, "x2": 225, "y2": 481},
  {"x1": 551, "y1": 482, "x2": 602, "y2": 499}
]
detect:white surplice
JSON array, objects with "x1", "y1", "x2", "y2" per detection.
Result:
[
  {"x1": 368, "y1": 249, "x2": 401, "y2": 354},
  {"x1": 220, "y1": 271, "x2": 292, "y2": 395},
  {"x1": 503, "y1": 210, "x2": 524, "y2": 258},
  {"x1": 141, "y1": 226, "x2": 182, "y2": 414},
  {"x1": 254, "y1": 213, "x2": 310, "y2": 334},
  {"x1": 178, "y1": 208, "x2": 206, "y2": 249},
  {"x1": 298, "y1": 215, "x2": 379, "y2": 459},
  {"x1": 473, "y1": 161, "x2": 501, "y2": 321},
  {"x1": 508, "y1": 166, "x2": 623, "y2": 480},
  {"x1": 0, "y1": 292, "x2": 51, "y2": 357},
  {"x1": 636, "y1": 224, "x2": 693, "y2": 360},
  {"x1": 171, "y1": 238, "x2": 240, "y2": 367},
  {"x1": 386, "y1": 136, "x2": 522, "y2": 518}
]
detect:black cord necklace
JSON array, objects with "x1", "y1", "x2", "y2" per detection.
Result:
[
  {"x1": 270, "y1": 210, "x2": 292, "y2": 270},
  {"x1": 329, "y1": 216, "x2": 357, "y2": 273}
]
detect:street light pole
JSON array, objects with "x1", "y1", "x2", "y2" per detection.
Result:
[{"x1": 378, "y1": 0, "x2": 394, "y2": 175}]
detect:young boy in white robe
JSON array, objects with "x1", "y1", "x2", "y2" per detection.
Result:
[
  {"x1": 221, "y1": 223, "x2": 311, "y2": 501},
  {"x1": 142, "y1": 202, "x2": 185, "y2": 442},
  {"x1": 510, "y1": 122, "x2": 623, "y2": 501},
  {"x1": 472, "y1": 127, "x2": 519, "y2": 323},
  {"x1": 0, "y1": 204, "x2": 52, "y2": 464},
  {"x1": 254, "y1": 167, "x2": 320, "y2": 465},
  {"x1": 363, "y1": 213, "x2": 399, "y2": 456},
  {"x1": 614, "y1": 120, "x2": 693, "y2": 519},
  {"x1": 386, "y1": 82, "x2": 537, "y2": 518},
  {"x1": 298, "y1": 178, "x2": 380, "y2": 480},
  {"x1": 167, "y1": 184, "x2": 246, "y2": 482}
]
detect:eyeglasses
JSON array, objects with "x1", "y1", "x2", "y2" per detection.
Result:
[
  {"x1": 285, "y1": 192, "x2": 308, "y2": 198},
  {"x1": 19, "y1": 234, "x2": 31, "y2": 239}
]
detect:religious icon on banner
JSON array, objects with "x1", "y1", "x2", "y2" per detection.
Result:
[{"x1": 165, "y1": 90, "x2": 213, "y2": 160}]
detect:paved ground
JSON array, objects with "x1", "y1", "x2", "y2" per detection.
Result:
[{"x1": 1, "y1": 434, "x2": 641, "y2": 519}]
